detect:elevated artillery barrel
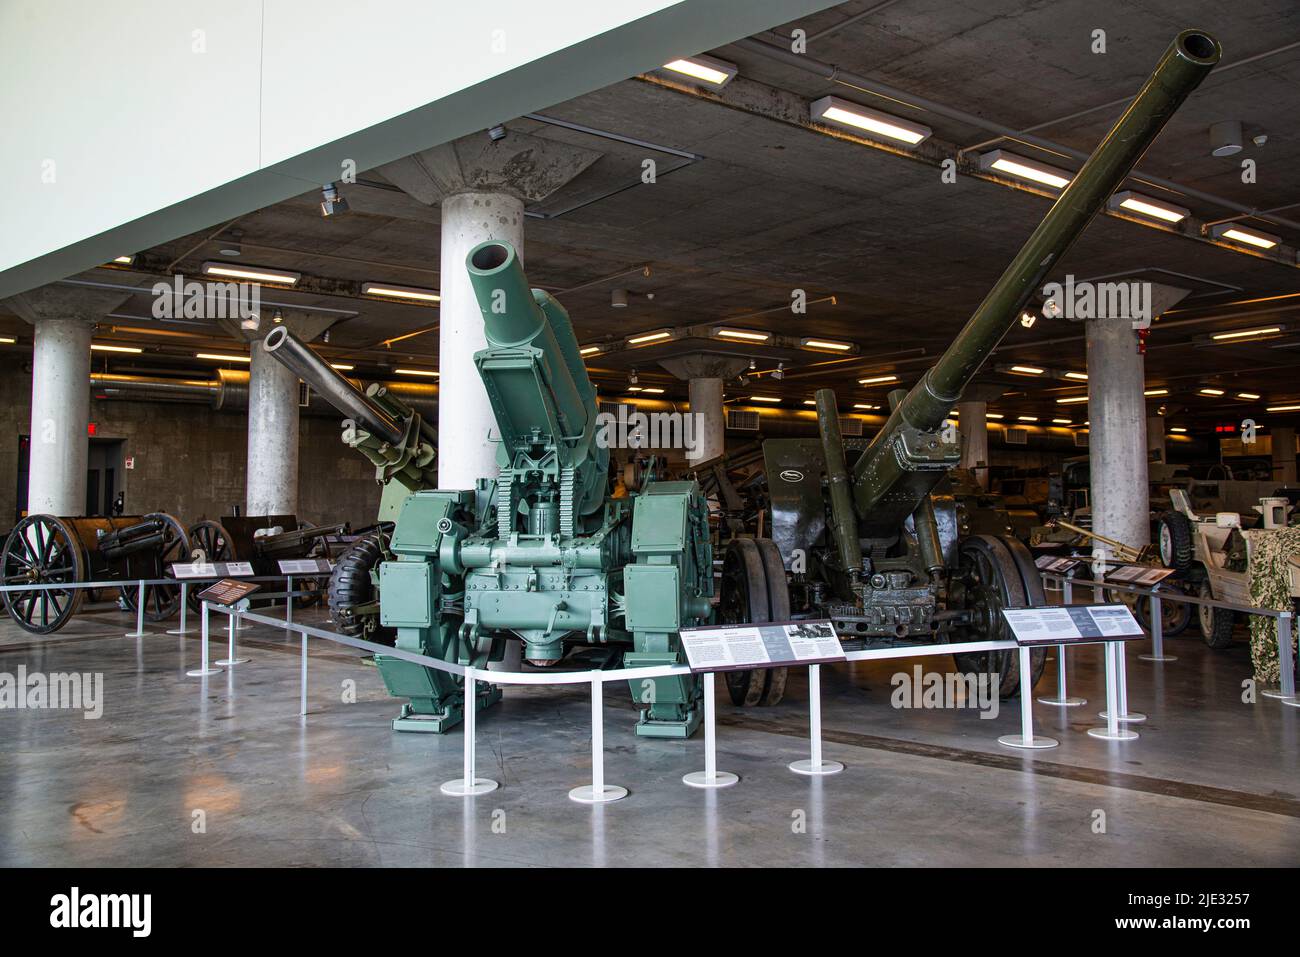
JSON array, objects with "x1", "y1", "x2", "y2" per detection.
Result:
[
  {"x1": 846, "y1": 30, "x2": 1221, "y2": 538},
  {"x1": 261, "y1": 325, "x2": 405, "y2": 447}
]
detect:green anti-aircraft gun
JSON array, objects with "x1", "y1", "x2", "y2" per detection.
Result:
[
  {"x1": 720, "y1": 29, "x2": 1221, "y2": 708},
  {"x1": 266, "y1": 244, "x2": 713, "y2": 737}
]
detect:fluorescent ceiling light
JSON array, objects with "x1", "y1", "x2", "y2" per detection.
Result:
[
  {"x1": 195, "y1": 352, "x2": 250, "y2": 362},
  {"x1": 1267, "y1": 404, "x2": 1300, "y2": 412},
  {"x1": 202, "y1": 262, "x2": 300, "y2": 285},
  {"x1": 0, "y1": 336, "x2": 14, "y2": 344},
  {"x1": 1144, "y1": 388, "x2": 1168, "y2": 396},
  {"x1": 1108, "y1": 190, "x2": 1189, "y2": 224},
  {"x1": 1211, "y1": 325, "x2": 1283, "y2": 341},
  {"x1": 803, "y1": 400, "x2": 817, "y2": 406},
  {"x1": 1236, "y1": 392, "x2": 1260, "y2": 400},
  {"x1": 111, "y1": 255, "x2": 135, "y2": 265},
  {"x1": 639, "y1": 387, "x2": 665, "y2": 394},
  {"x1": 91, "y1": 343, "x2": 142, "y2": 353},
  {"x1": 801, "y1": 338, "x2": 853, "y2": 352},
  {"x1": 858, "y1": 374, "x2": 898, "y2": 385},
  {"x1": 979, "y1": 149, "x2": 1072, "y2": 189},
  {"x1": 713, "y1": 327, "x2": 770, "y2": 342},
  {"x1": 1170, "y1": 427, "x2": 1187, "y2": 433},
  {"x1": 1210, "y1": 223, "x2": 1280, "y2": 249},
  {"x1": 809, "y1": 95, "x2": 932, "y2": 146},
  {"x1": 748, "y1": 395, "x2": 781, "y2": 403},
  {"x1": 853, "y1": 403, "x2": 879, "y2": 410},
  {"x1": 1052, "y1": 418, "x2": 1072, "y2": 425},
  {"x1": 1063, "y1": 371, "x2": 1089, "y2": 381},
  {"x1": 627, "y1": 329, "x2": 672, "y2": 345},
  {"x1": 986, "y1": 413, "x2": 1005, "y2": 420},
  {"x1": 1017, "y1": 415, "x2": 1038, "y2": 422},
  {"x1": 1056, "y1": 395, "x2": 1089, "y2": 404},
  {"x1": 1010, "y1": 365, "x2": 1044, "y2": 375},
  {"x1": 627, "y1": 386, "x2": 643, "y2": 392},
  {"x1": 1199, "y1": 388, "x2": 1225, "y2": 396},
  {"x1": 361, "y1": 282, "x2": 441, "y2": 303},
  {"x1": 579, "y1": 345, "x2": 603, "y2": 356},
  {"x1": 330, "y1": 363, "x2": 354, "y2": 371},
  {"x1": 660, "y1": 54, "x2": 737, "y2": 87},
  {"x1": 395, "y1": 368, "x2": 439, "y2": 377}
]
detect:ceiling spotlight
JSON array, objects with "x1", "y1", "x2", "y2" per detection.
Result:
[
  {"x1": 809, "y1": 95, "x2": 932, "y2": 146},
  {"x1": 629, "y1": 368, "x2": 638, "y2": 385},
  {"x1": 1210, "y1": 120, "x2": 1243, "y2": 158},
  {"x1": 748, "y1": 357, "x2": 757, "y2": 371},
  {"x1": 487, "y1": 124, "x2": 507, "y2": 142},
  {"x1": 1209, "y1": 223, "x2": 1280, "y2": 250},
  {"x1": 219, "y1": 229, "x2": 243, "y2": 257},
  {"x1": 240, "y1": 312, "x2": 260, "y2": 332},
  {"x1": 772, "y1": 362, "x2": 785, "y2": 380},
  {"x1": 660, "y1": 53, "x2": 738, "y2": 87},
  {"x1": 272, "y1": 309, "x2": 283, "y2": 324},
  {"x1": 611, "y1": 289, "x2": 629, "y2": 308},
  {"x1": 320, "y1": 182, "x2": 349, "y2": 217},
  {"x1": 1019, "y1": 311, "x2": 1037, "y2": 328},
  {"x1": 322, "y1": 329, "x2": 330, "y2": 344},
  {"x1": 1108, "y1": 190, "x2": 1190, "y2": 224},
  {"x1": 979, "y1": 149, "x2": 1072, "y2": 190}
]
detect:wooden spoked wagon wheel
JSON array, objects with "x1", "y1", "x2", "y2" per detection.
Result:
[{"x1": 1, "y1": 515, "x2": 87, "y2": 634}]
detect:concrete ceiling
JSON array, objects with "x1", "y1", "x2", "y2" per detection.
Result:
[{"x1": 3, "y1": 0, "x2": 1299, "y2": 431}]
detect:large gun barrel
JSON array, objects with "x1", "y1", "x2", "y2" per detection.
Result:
[
  {"x1": 849, "y1": 30, "x2": 1220, "y2": 533},
  {"x1": 261, "y1": 326, "x2": 404, "y2": 446}
]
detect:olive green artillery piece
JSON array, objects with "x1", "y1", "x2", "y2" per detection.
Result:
[{"x1": 722, "y1": 30, "x2": 1222, "y2": 707}]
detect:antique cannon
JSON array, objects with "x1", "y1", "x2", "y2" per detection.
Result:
[
  {"x1": 339, "y1": 239, "x2": 713, "y2": 736},
  {"x1": 260, "y1": 325, "x2": 439, "y2": 639},
  {"x1": 723, "y1": 30, "x2": 1221, "y2": 706},
  {"x1": 1, "y1": 513, "x2": 191, "y2": 634}
]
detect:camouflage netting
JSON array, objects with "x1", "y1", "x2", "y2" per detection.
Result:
[{"x1": 1244, "y1": 527, "x2": 1300, "y2": 683}]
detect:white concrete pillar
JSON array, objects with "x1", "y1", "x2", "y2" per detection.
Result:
[
  {"x1": 1273, "y1": 426, "x2": 1297, "y2": 484},
  {"x1": 956, "y1": 400, "x2": 990, "y2": 489},
  {"x1": 1086, "y1": 316, "x2": 1149, "y2": 548},
  {"x1": 1147, "y1": 415, "x2": 1167, "y2": 465},
  {"x1": 438, "y1": 190, "x2": 525, "y2": 488},
  {"x1": 246, "y1": 342, "x2": 299, "y2": 516},
  {"x1": 688, "y1": 377, "x2": 725, "y2": 463},
  {"x1": 27, "y1": 318, "x2": 92, "y2": 515}
]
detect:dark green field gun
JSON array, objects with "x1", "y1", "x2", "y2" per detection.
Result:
[{"x1": 724, "y1": 30, "x2": 1221, "y2": 706}]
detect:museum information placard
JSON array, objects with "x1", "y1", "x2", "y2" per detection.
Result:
[
  {"x1": 678, "y1": 620, "x2": 845, "y2": 672},
  {"x1": 1001, "y1": 605, "x2": 1144, "y2": 646}
]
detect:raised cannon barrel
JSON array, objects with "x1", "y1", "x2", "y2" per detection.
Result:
[
  {"x1": 847, "y1": 30, "x2": 1221, "y2": 537},
  {"x1": 262, "y1": 325, "x2": 404, "y2": 447}
]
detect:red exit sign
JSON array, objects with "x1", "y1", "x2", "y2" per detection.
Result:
[{"x1": 87, "y1": 422, "x2": 97, "y2": 436}]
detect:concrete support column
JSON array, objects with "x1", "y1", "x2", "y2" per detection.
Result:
[
  {"x1": 246, "y1": 342, "x2": 300, "y2": 516},
  {"x1": 1086, "y1": 315, "x2": 1150, "y2": 548},
  {"x1": 688, "y1": 377, "x2": 725, "y2": 463},
  {"x1": 1147, "y1": 415, "x2": 1167, "y2": 465},
  {"x1": 956, "y1": 400, "x2": 990, "y2": 489},
  {"x1": 438, "y1": 190, "x2": 525, "y2": 488},
  {"x1": 1273, "y1": 426, "x2": 1297, "y2": 484},
  {"x1": 28, "y1": 318, "x2": 92, "y2": 515}
]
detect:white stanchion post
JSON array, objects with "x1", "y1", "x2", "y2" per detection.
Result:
[
  {"x1": 441, "y1": 666, "x2": 499, "y2": 796},
  {"x1": 1039, "y1": 641, "x2": 1086, "y2": 707},
  {"x1": 286, "y1": 575, "x2": 294, "y2": 629},
  {"x1": 186, "y1": 600, "x2": 221, "y2": 677},
  {"x1": 1139, "y1": 588, "x2": 1176, "y2": 662},
  {"x1": 216, "y1": 604, "x2": 249, "y2": 666},
  {"x1": 1000, "y1": 646, "x2": 1059, "y2": 749},
  {"x1": 790, "y1": 664, "x2": 844, "y2": 775},
  {"x1": 570, "y1": 674, "x2": 627, "y2": 803},
  {"x1": 299, "y1": 630, "x2": 308, "y2": 716},
  {"x1": 1089, "y1": 640, "x2": 1138, "y2": 740},
  {"x1": 124, "y1": 579, "x2": 148, "y2": 638},
  {"x1": 1277, "y1": 613, "x2": 1299, "y2": 707},
  {"x1": 1100, "y1": 638, "x2": 1146, "y2": 723},
  {"x1": 684, "y1": 671, "x2": 738, "y2": 788},
  {"x1": 167, "y1": 582, "x2": 189, "y2": 635}
]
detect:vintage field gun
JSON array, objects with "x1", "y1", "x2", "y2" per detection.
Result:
[
  {"x1": 721, "y1": 29, "x2": 1221, "y2": 706},
  {"x1": 1, "y1": 512, "x2": 190, "y2": 633}
]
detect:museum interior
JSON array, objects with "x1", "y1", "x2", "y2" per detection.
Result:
[{"x1": 1, "y1": 0, "x2": 1298, "y2": 874}]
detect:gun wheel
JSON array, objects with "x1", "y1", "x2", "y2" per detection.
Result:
[
  {"x1": 185, "y1": 520, "x2": 235, "y2": 612},
  {"x1": 1, "y1": 514, "x2": 86, "y2": 634},
  {"x1": 118, "y1": 513, "x2": 191, "y2": 621},
  {"x1": 328, "y1": 529, "x2": 396, "y2": 646},
  {"x1": 718, "y1": 538, "x2": 788, "y2": 707},
  {"x1": 952, "y1": 534, "x2": 1046, "y2": 699}
]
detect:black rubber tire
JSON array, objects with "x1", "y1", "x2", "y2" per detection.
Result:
[
  {"x1": 720, "y1": 539, "x2": 770, "y2": 707},
  {"x1": 951, "y1": 534, "x2": 1043, "y2": 699},
  {"x1": 1156, "y1": 512, "x2": 1195, "y2": 572},
  {"x1": 328, "y1": 530, "x2": 396, "y2": 645},
  {"x1": 754, "y1": 538, "x2": 789, "y2": 706},
  {"x1": 1197, "y1": 579, "x2": 1235, "y2": 649}
]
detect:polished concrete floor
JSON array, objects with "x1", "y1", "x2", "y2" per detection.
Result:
[{"x1": 1, "y1": 595, "x2": 1298, "y2": 867}]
